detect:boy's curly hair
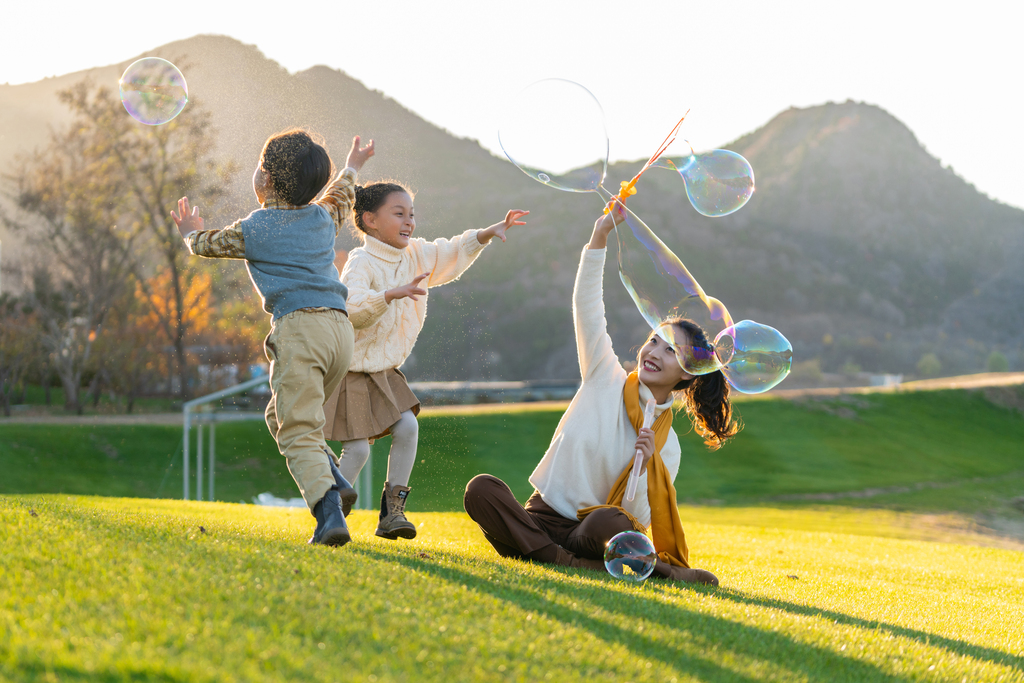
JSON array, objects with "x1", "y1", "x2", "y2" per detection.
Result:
[{"x1": 260, "y1": 128, "x2": 333, "y2": 206}]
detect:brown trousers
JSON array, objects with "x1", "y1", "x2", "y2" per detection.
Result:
[{"x1": 463, "y1": 474, "x2": 635, "y2": 561}]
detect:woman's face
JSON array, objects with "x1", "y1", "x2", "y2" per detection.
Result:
[
  {"x1": 638, "y1": 327, "x2": 693, "y2": 390},
  {"x1": 363, "y1": 191, "x2": 415, "y2": 249}
]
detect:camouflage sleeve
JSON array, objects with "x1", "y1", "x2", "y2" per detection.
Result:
[
  {"x1": 185, "y1": 219, "x2": 247, "y2": 259},
  {"x1": 314, "y1": 167, "x2": 358, "y2": 236}
]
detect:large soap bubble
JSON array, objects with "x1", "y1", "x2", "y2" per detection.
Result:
[
  {"x1": 119, "y1": 58, "x2": 188, "y2": 126},
  {"x1": 714, "y1": 320, "x2": 793, "y2": 393},
  {"x1": 608, "y1": 195, "x2": 732, "y2": 361},
  {"x1": 604, "y1": 531, "x2": 657, "y2": 582},
  {"x1": 653, "y1": 149, "x2": 754, "y2": 217},
  {"x1": 499, "y1": 79, "x2": 608, "y2": 192},
  {"x1": 499, "y1": 79, "x2": 791, "y2": 393}
]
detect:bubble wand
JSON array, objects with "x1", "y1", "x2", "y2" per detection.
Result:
[
  {"x1": 603, "y1": 112, "x2": 688, "y2": 215},
  {"x1": 625, "y1": 398, "x2": 657, "y2": 502}
]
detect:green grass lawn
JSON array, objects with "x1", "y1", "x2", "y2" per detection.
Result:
[
  {"x1": 2, "y1": 389, "x2": 1022, "y2": 521},
  {"x1": 1, "y1": 495, "x2": 1022, "y2": 682}
]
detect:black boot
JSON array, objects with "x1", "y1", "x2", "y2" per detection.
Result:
[
  {"x1": 327, "y1": 453, "x2": 358, "y2": 517},
  {"x1": 309, "y1": 486, "x2": 351, "y2": 547}
]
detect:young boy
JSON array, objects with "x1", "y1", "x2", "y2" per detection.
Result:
[{"x1": 172, "y1": 129, "x2": 374, "y2": 547}]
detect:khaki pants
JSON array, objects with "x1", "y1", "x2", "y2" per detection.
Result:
[{"x1": 264, "y1": 309, "x2": 354, "y2": 512}]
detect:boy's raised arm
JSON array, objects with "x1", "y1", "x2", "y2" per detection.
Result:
[
  {"x1": 172, "y1": 196, "x2": 247, "y2": 259},
  {"x1": 316, "y1": 136, "x2": 374, "y2": 236}
]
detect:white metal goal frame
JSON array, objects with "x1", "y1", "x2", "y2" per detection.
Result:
[{"x1": 181, "y1": 375, "x2": 373, "y2": 508}]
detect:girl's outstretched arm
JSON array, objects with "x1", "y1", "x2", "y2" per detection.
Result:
[{"x1": 477, "y1": 210, "x2": 529, "y2": 244}]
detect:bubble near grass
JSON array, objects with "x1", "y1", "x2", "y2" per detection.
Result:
[
  {"x1": 499, "y1": 78, "x2": 608, "y2": 193},
  {"x1": 119, "y1": 58, "x2": 188, "y2": 125},
  {"x1": 604, "y1": 531, "x2": 657, "y2": 582}
]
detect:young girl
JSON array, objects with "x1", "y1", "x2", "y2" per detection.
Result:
[
  {"x1": 463, "y1": 205, "x2": 736, "y2": 583},
  {"x1": 322, "y1": 180, "x2": 528, "y2": 539}
]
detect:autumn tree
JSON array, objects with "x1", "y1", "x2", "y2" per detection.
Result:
[
  {"x1": 0, "y1": 293, "x2": 42, "y2": 416},
  {"x1": 3, "y1": 118, "x2": 139, "y2": 412},
  {"x1": 5, "y1": 77, "x2": 234, "y2": 400}
]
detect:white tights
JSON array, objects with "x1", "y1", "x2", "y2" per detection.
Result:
[{"x1": 340, "y1": 410, "x2": 419, "y2": 488}]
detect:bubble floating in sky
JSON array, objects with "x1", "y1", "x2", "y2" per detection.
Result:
[
  {"x1": 604, "y1": 531, "x2": 657, "y2": 582},
  {"x1": 119, "y1": 58, "x2": 188, "y2": 126},
  {"x1": 499, "y1": 78, "x2": 608, "y2": 193},
  {"x1": 653, "y1": 149, "x2": 755, "y2": 217}
]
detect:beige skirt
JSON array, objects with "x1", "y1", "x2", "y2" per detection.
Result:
[{"x1": 323, "y1": 368, "x2": 421, "y2": 442}]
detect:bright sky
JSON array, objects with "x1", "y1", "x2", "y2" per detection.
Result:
[{"x1": 6, "y1": 0, "x2": 1024, "y2": 209}]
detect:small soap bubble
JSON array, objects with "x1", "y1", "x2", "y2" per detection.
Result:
[
  {"x1": 119, "y1": 57, "x2": 188, "y2": 125},
  {"x1": 604, "y1": 531, "x2": 657, "y2": 582},
  {"x1": 499, "y1": 79, "x2": 608, "y2": 193},
  {"x1": 654, "y1": 150, "x2": 754, "y2": 217},
  {"x1": 715, "y1": 320, "x2": 793, "y2": 393}
]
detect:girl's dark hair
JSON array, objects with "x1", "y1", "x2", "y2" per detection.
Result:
[
  {"x1": 351, "y1": 182, "x2": 411, "y2": 238},
  {"x1": 260, "y1": 128, "x2": 333, "y2": 206},
  {"x1": 642, "y1": 317, "x2": 741, "y2": 450}
]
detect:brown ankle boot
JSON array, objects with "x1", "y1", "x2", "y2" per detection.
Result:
[{"x1": 375, "y1": 481, "x2": 417, "y2": 540}]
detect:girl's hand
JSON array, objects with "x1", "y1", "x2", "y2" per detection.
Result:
[
  {"x1": 171, "y1": 197, "x2": 204, "y2": 238},
  {"x1": 385, "y1": 272, "x2": 430, "y2": 303},
  {"x1": 478, "y1": 209, "x2": 529, "y2": 244},
  {"x1": 346, "y1": 135, "x2": 375, "y2": 172},
  {"x1": 634, "y1": 427, "x2": 655, "y2": 468},
  {"x1": 588, "y1": 201, "x2": 626, "y2": 249}
]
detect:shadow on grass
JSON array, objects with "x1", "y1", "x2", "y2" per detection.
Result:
[
  {"x1": 710, "y1": 586, "x2": 1022, "y2": 671},
  {"x1": 352, "y1": 546, "x2": 912, "y2": 682},
  {"x1": 0, "y1": 656, "x2": 188, "y2": 683}
]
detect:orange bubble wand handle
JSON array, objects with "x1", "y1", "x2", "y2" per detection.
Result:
[{"x1": 604, "y1": 111, "x2": 689, "y2": 214}]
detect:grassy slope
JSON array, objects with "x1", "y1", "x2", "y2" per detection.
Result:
[
  {"x1": 2, "y1": 390, "x2": 1022, "y2": 519},
  {"x1": 1, "y1": 495, "x2": 1022, "y2": 683}
]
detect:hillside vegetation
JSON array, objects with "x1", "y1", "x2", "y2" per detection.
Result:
[{"x1": 1, "y1": 35, "x2": 1022, "y2": 382}]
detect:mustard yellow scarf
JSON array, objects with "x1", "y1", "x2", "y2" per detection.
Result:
[{"x1": 577, "y1": 372, "x2": 690, "y2": 567}]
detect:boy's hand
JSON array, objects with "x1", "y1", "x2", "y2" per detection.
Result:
[
  {"x1": 385, "y1": 272, "x2": 430, "y2": 303},
  {"x1": 478, "y1": 209, "x2": 529, "y2": 244},
  {"x1": 171, "y1": 197, "x2": 204, "y2": 238},
  {"x1": 346, "y1": 136, "x2": 375, "y2": 172}
]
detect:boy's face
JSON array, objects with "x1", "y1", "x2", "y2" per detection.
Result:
[
  {"x1": 363, "y1": 191, "x2": 415, "y2": 249},
  {"x1": 253, "y1": 160, "x2": 272, "y2": 204}
]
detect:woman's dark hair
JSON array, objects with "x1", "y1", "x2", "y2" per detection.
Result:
[
  {"x1": 351, "y1": 182, "x2": 411, "y2": 238},
  {"x1": 641, "y1": 317, "x2": 741, "y2": 451},
  {"x1": 260, "y1": 128, "x2": 333, "y2": 206}
]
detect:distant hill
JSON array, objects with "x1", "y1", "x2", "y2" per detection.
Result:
[{"x1": 1, "y1": 35, "x2": 1021, "y2": 382}]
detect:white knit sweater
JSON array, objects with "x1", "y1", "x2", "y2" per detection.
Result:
[
  {"x1": 341, "y1": 230, "x2": 488, "y2": 373},
  {"x1": 528, "y1": 246, "x2": 681, "y2": 528}
]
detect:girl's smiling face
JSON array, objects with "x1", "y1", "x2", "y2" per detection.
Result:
[
  {"x1": 362, "y1": 191, "x2": 415, "y2": 249},
  {"x1": 638, "y1": 328, "x2": 693, "y2": 391}
]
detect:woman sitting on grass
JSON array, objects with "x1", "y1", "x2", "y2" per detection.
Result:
[{"x1": 464, "y1": 205, "x2": 737, "y2": 584}]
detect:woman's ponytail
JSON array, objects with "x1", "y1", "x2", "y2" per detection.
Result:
[{"x1": 680, "y1": 370, "x2": 740, "y2": 450}]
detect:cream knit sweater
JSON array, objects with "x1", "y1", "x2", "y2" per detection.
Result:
[
  {"x1": 528, "y1": 246, "x2": 681, "y2": 528},
  {"x1": 341, "y1": 230, "x2": 488, "y2": 373}
]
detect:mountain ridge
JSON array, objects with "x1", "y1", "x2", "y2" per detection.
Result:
[{"x1": 1, "y1": 35, "x2": 1021, "y2": 382}]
